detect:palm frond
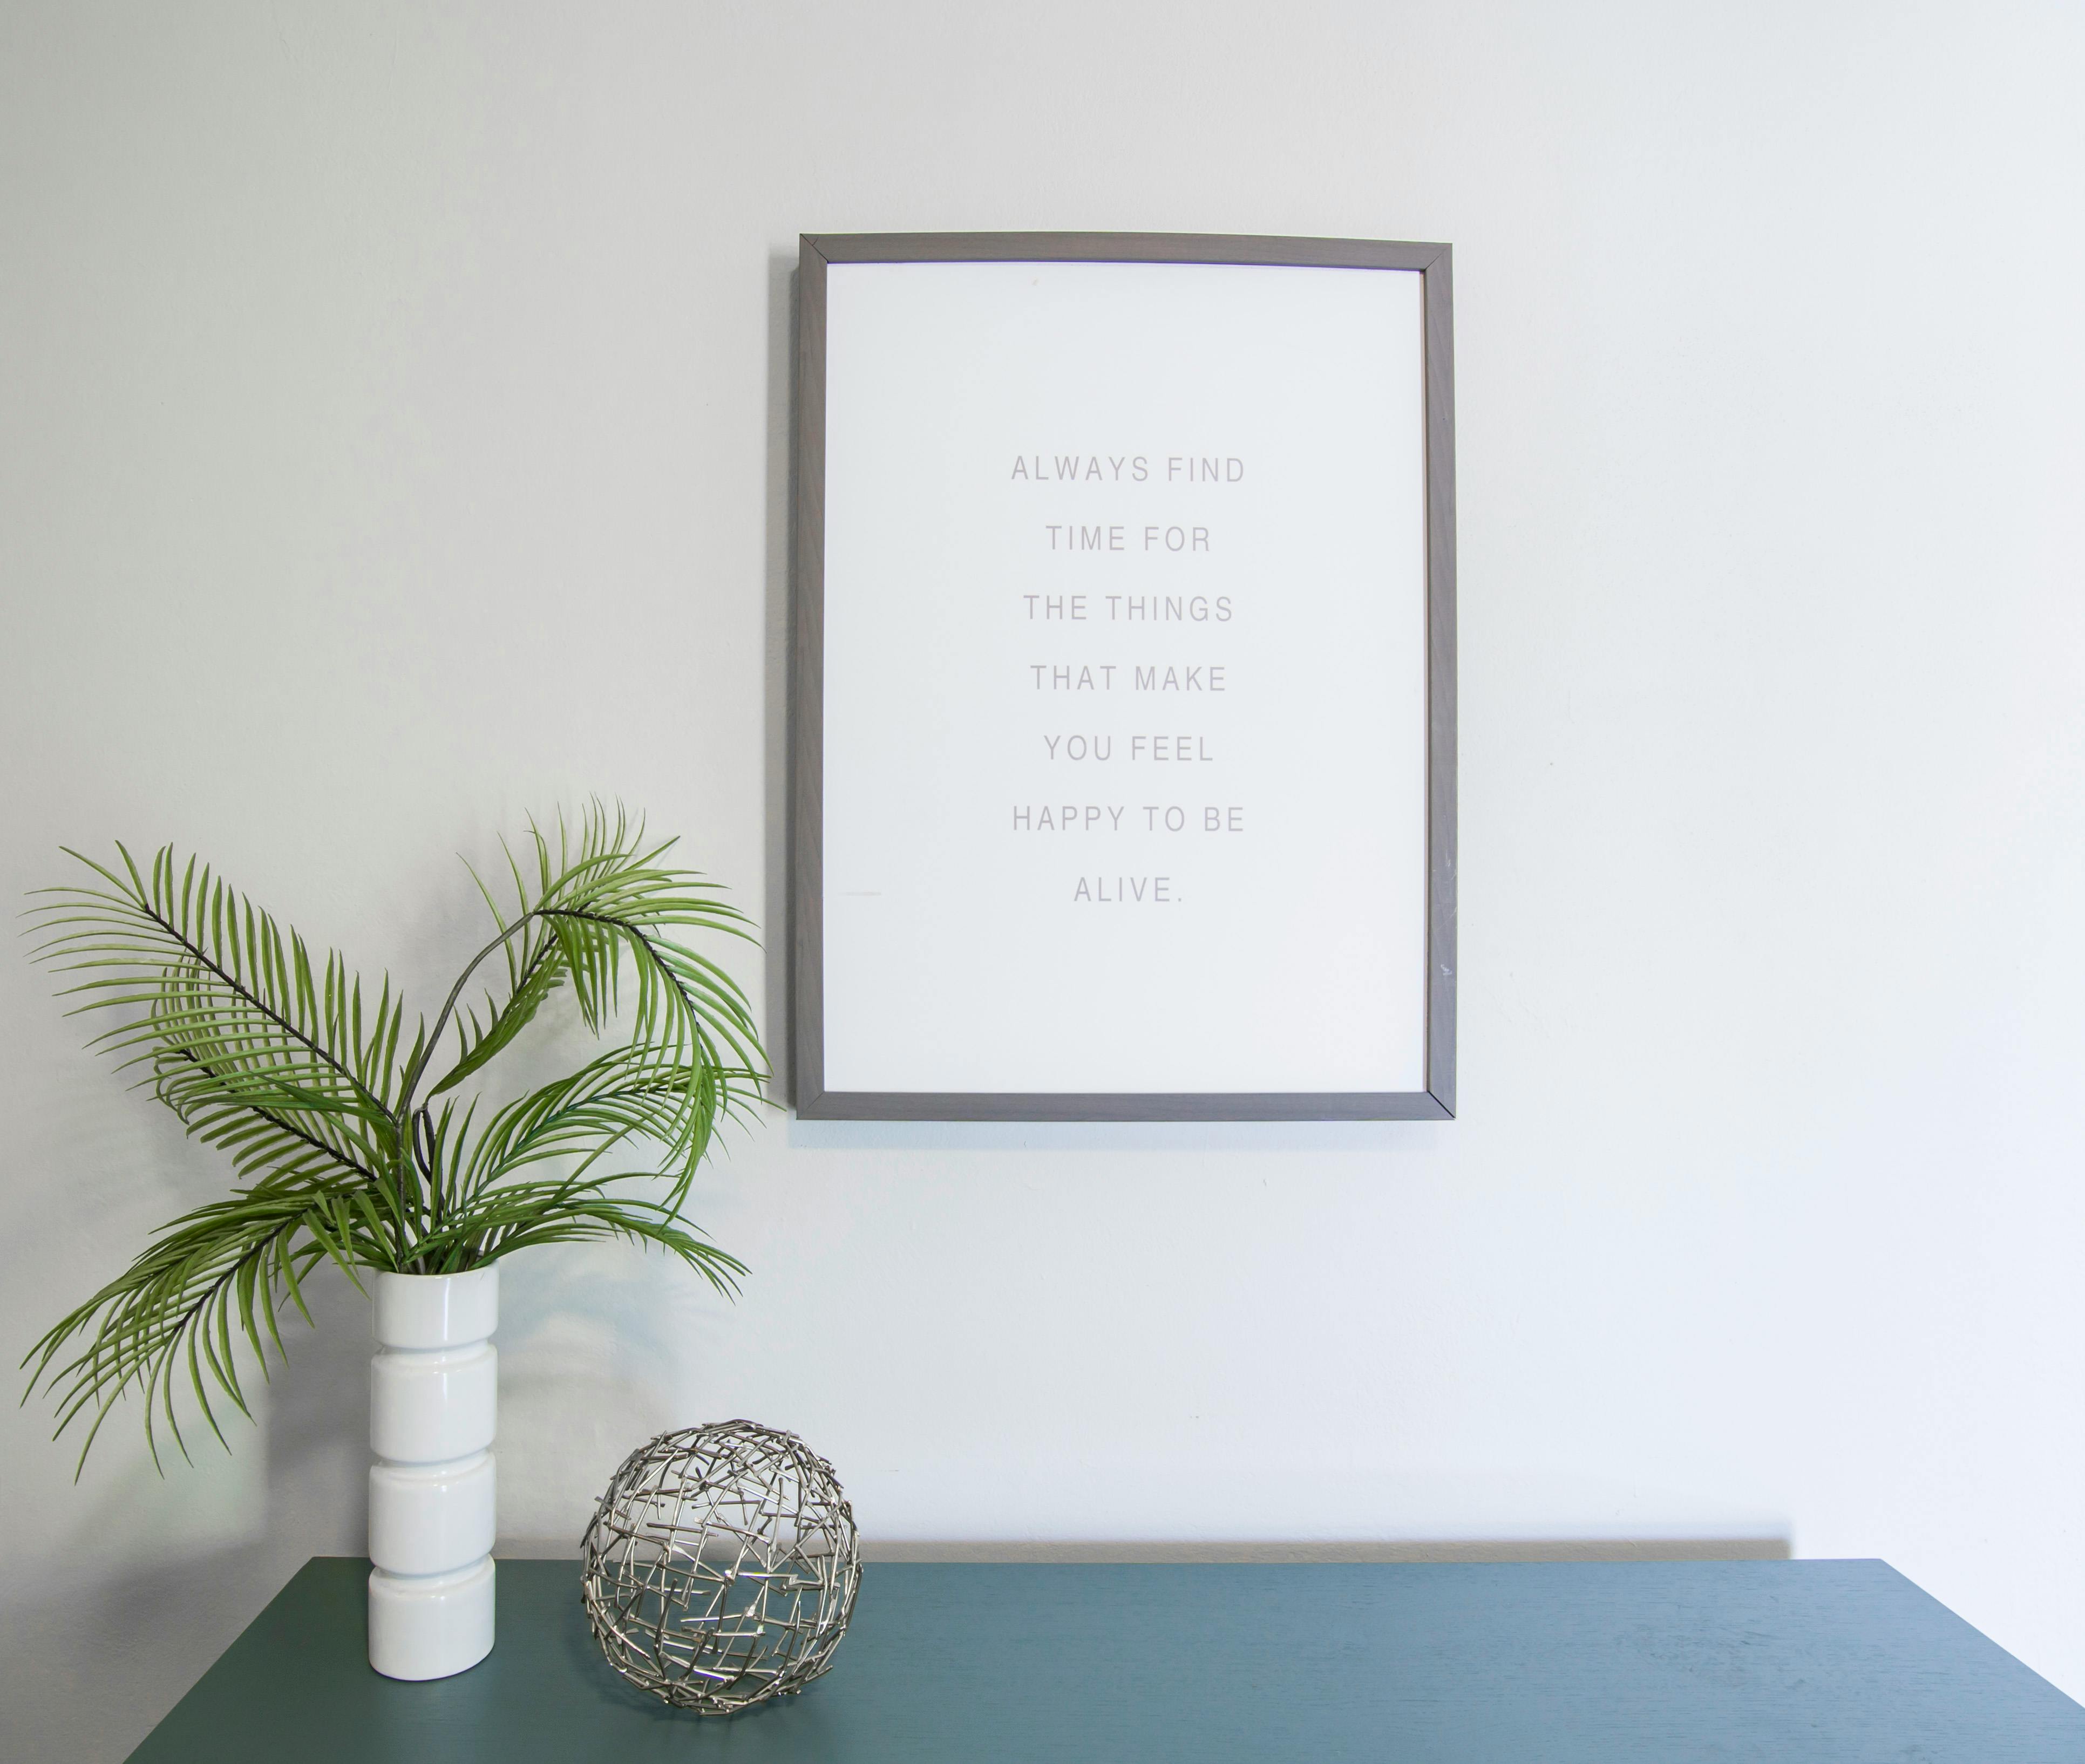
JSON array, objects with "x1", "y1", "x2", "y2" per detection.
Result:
[
  {"x1": 27, "y1": 844, "x2": 409, "y2": 1192},
  {"x1": 419, "y1": 803, "x2": 763, "y2": 1103},
  {"x1": 21, "y1": 1175, "x2": 381, "y2": 1473},
  {"x1": 408, "y1": 1177, "x2": 748, "y2": 1289}
]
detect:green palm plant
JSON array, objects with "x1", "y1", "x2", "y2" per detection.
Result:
[{"x1": 21, "y1": 802, "x2": 765, "y2": 1472}]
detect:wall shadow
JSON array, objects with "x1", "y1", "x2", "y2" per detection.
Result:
[
  {"x1": 786, "y1": 1115, "x2": 1454, "y2": 1154},
  {"x1": 858, "y1": 1537, "x2": 1794, "y2": 1564},
  {"x1": 761, "y1": 246, "x2": 797, "y2": 1107},
  {"x1": 1, "y1": 1268, "x2": 371, "y2": 1763}
]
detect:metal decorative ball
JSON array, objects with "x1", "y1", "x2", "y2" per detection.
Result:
[{"x1": 580, "y1": 1419, "x2": 860, "y2": 1713}]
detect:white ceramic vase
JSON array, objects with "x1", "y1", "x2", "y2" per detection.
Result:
[{"x1": 366, "y1": 1266, "x2": 499, "y2": 1681}]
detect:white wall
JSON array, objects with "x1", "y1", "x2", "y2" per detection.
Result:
[{"x1": 4, "y1": 2, "x2": 2083, "y2": 1756}]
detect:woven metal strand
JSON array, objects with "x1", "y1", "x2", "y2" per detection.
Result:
[{"x1": 580, "y1": 1420, "x2": 861, "y2": 1714}]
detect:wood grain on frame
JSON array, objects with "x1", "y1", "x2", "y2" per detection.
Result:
[{"x1": 791, "y1": 232, "x2": 1456, "y2": 1121}]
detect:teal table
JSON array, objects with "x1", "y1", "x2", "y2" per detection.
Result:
[{"x1": 128, "y1": 1557, "x2": 2085, "y2": 1761}]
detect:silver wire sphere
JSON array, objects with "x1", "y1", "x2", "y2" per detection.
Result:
[{"x1": 580, "y1": 1419, "x2": 861, "y2": 1713}]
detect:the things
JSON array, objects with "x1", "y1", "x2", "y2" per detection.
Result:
[{"x1": 1023, "y1": 595, "x2": 1234, "y2": 622}]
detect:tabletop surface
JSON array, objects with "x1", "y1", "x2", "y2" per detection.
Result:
[{"x1": 128, "y1": 1556, "x2": 2085, "y2": 1762}]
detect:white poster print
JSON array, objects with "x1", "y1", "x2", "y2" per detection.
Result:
[{"x1": 820, "y1": 259, "x2": 1428, "y2": 1094}]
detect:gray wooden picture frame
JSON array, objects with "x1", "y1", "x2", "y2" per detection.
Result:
[{"x1": 791, "y1": 231, "x2": 1456, "y2": 1121}]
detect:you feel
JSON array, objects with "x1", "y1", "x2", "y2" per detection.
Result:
[{"x1": 1041, "y1": 733, "x2": 1215, "y2": 761}]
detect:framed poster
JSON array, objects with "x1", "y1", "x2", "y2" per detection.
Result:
[{"x1": 791, "y1": 233, "x2": 1455, "y2": 1121}]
